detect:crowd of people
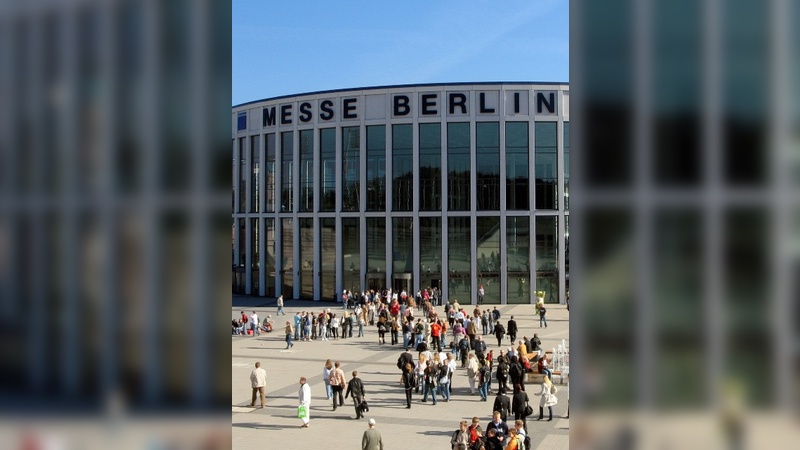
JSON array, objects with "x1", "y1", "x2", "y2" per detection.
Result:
[{"x1": 241, "y1": 289, "x2": 565, "y2": 449}]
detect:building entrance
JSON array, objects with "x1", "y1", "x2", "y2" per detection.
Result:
[
  {"x1": 392, "y1": 273, "x2": 412, "y2": 297},
  {"x1": 366, "y1": 273, "x2": 386, "y2": 292}
]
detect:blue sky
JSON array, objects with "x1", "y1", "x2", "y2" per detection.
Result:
[{"x1": 232, "y1": 0, "x2": 568, "y2": 106}]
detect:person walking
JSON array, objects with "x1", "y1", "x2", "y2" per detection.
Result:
[
  {"x1": 437, "y1": 357, "x2": 452, "y2": 402},
  {"x1": 493, "y1": 388, "x2": 512, "y2": 422},
  {"x1": 322, "y1": 359, "x2": 333, "y2": 400},
  {"x1": 511, "y1": 384, "x2": 530, "y2": 429},
  {"x1": 276, "y1": 294, "x2": 286, "y2": 315},
  {"x1": 345, "y1": 370, "x2": 366, "y2": 419},
  {"x1": 537, "y1": 374, "x2": 558, "y2": 421},
  {"x1": 537, "y1": 303, "x2": 548, "y2": 328},
  {"x1": 362, "y1": 418, "x2": 384, "y2": 450},
  {"x1": 494, "y1": 321, "x2": 506, "y2": 347},
  {"x1": 467, "y1": 353, "x2": 480, "y2": 395},
  {"x1": 422, "y1": 360, "x2": 439, "y2": 405},
  {"x1": 249, "y1": 362, "x2": 267, "y2": 408},
  {"x1": 284, "y1": 321, "x2": 294, "y2": 349},
  {"x1": 507, "y1": 316, "x2": 518, "y2": 344},
  {"x1": 329, "y1": 361, "x2": 346, "y2": 410},
  {"x1": 401, "y1": 362, "x2": 415, "y2": 408},
  {"x1": 298, "y1": 376, "x2": 311, "y2": 428}
]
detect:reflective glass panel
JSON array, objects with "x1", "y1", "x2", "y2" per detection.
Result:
[
  {"x1": 393, "y1": 124, "x2": 413, "y2": 211},
  {"x1": 419, "y1": 123, "x2": 441, "y2": 211},
  {"x1": 448, "y1": 217, "x2": 471, "y2": 301},
  {"x1": 299, "y1": 218, "x2": 313, "y2": 299},
  {"x1": 367, "y1": 125, "x2": 386, "y2": 211},
  {"x1": 447, "y1": 123, "x2": 470, "y2": 211},
  {"x1": 299, "y1": 130, "x2": 313, "y2": 212},
  {"x1": 342, "y1": 127, "x2": 360, "y2": 211},
  {"x1": 342, "y1": 218, "x2": 361, "y2": 294},
  {"x1": 319, "y1": 128, "x2": 336, "y2": 212},
  {"x1": 535, "y1": 123, "x2": 558, "y2": 210},
  {"x1": 281, "y1": 132, "x2": 293, "y2": 212},
  {"x1": 320, "y1": 218, "x2": 336, "y2": 300},
  {"x1": 477, "y1": 217, "x2": 500, "y2": 304},
  {"x1": 265, "y1": 134, "x2": 276, "y2": 212},
  {"x1": 419, "y1": 217, "x2": 442, "y2": 291},
  {"x1": 507, "y1": 216, "x2": 530, "y2": 304},
  {"x1": 281, "y1": 218, "x2": 293, "y2": 295},
  {"x1": 535, "y1": 216, "x2": 558, "y2": 303},
  {"x1": 506, "y1": 122, "x2": 529, "y2": 210},
  {"x1": 476, "y1": 123, "x2": 500, "y2": 210}
]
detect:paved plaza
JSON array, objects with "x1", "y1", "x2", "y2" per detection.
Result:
[{"x1": 232, "y1": 299, "x2": 569, "y2": 449}]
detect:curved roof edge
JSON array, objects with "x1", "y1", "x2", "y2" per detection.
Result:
[{"x1": 233, "y1": 81, "x2": 569, "y2": 109}]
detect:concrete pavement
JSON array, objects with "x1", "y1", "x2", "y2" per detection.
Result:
[{"x1": 232, "y1": 302, "x2": 569, "y2": 449}]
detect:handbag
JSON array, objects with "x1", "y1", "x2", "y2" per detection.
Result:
[
  {"x1": 523, "y1": 403, "x2": 533, "y2": 417},
  {"x1": 297, "y1": 405, "x2": 308, "y2": 419}
]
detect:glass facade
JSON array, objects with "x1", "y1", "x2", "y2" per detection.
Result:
[
  {"x1": 563, "y1": 122, "x2": 570, "y2": 210},
  {"x1": 419, "y1": 123, "x2": 441, "y2": 211},
  {"x1": 419, "y1": 217, "x2": 442, "y2": 290},
  {"x1": 366, "y1": 217, "x2": 386, "y2": 290},
  {"x1": 299, "y1": 218, "x2": 313, "y2": 299},
  {"x1": 535, "y1": 122, "x2": 558, "y2": 210},
  {"x1": 506, "y1": 122, "x2": 529, "y2": 210},
  {"x1": 265, "y1": 219, "x2": 276, "y2": 296},
  {"x1": 448, "y1": 217, "x2": 471, "y2": 301},
  {"x1": 299, "y1": 129, "x2": 313, "y2": 212},
  {"x1": 251, "y1": 218, "x2": 259, "y2": 293},
  {"x1": 535, "y1": 216, "x2": 559, "y2": 303},
  {"x1": 265, "y1": 133, "x2": 276, "y2": 212},
  {"x1": 320, "y1": 218, "x2": 335, "y2": 300},
  {"x1": 392, "y1": 124, "x2": 413, "y2": 211},
  {"x1": 476, "y1": 122, "x2": 500, "y2": 210},
  {"x1": 477, "y1": 216, "x2": 500, "y2": 304},
  {"x1": 250, "y1": 135, "x2": 260, "y2": 212},
  {"x1": 238, "y1": 137, "x2": 246, "y2": 212},
  {"x1": 342, "y1": 127, "x2": 360, "y2": 211},
  {"x1": 281, "y1": 132, "x2": 293, "y2": 212},
  {"x1": 507, "y1": 216, "x2": 530, "y2": 304},
  {"x1": 319, "y1": 128, "x2": 336, "y2": 212},
  {"x1": 234, "y1": 85, "x2": 568, "y2": 304},
  {"x1": 281, "y1": 218, "x2": 293, "y2": 295},
  {"x1": 447, "y1": 123, "x2": 470, "y2": 211},
  {"x1": 342, "y1": 217, "x2": 360, "y2": 294},
  {"x1": 393, "y1": 217, "x2": 414, "y2": 288},
  {"x1": 366, "y1": 125, "x2": 386, "y2": 211}
]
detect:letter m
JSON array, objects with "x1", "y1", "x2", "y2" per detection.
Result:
[{"x1": 263, "y1": 106, "x2": 276, "y2": 126}]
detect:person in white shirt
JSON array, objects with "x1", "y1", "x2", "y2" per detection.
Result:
[
  {"x1": 276, "y1": 295, "x2": 286, "y2": 315},
  {"x1": 250, "y1": 311, "x2": 259, "y2": 336},
  {"x1": 298, "y1": 376, "x2": 312, "y2": 427},
  {"x1": 249, "y1": 362, "x2": 267, "y2": 408}
]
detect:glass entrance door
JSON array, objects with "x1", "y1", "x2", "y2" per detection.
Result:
[
  {"x1": 392, "y1": 274, "x2": 412, "y2": 296},
  {"x1": 366, "y1": 273, "x2": 386, "y2": 292}
]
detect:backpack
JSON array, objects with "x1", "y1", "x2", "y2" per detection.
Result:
[
  {"x1": 459, "y1": 338, "x2": 469, "y2": 352},
  {"x1": 415, "y1": 323, "x2": 424, "y2": 334},
  {"x1": 450, "y1": 430, "x2": 461, "y2": 449}
]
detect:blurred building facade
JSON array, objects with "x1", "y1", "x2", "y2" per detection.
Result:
[{"x1": 232, "y1": 83, "x2": 569, "y2": 304}]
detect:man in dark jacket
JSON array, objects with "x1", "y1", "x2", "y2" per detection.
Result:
[
  {"x1": 345, "y1": 370, "x2": 366, "y2": 419},
  {"x1": 508, "y1": 356, "x2": 525, "y2": 391},
  {"x1": 397, "y1": 350, "x2": 414, "y2": 374},
  {"x1": 492, "y1": 389, "x2": 512, "y2": 422},
  {"x1": 494, "y1": 321, "x2": 506, "y2": 347},
  {"x1": 506, "y1": 316, "x2": 518, "y2": 344}
]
